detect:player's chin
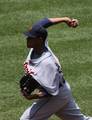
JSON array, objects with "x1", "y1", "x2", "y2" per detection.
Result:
[
  {"x1": 27, "y1": 46, "x2": 32, "y2": 48},
  {"x1": 27, "y1": 44, "x2": 33, "y2": 48}
]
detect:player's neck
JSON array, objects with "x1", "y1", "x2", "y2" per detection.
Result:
[{"x1": 33, "y1": 45, "x2": 46, "y2": 55}]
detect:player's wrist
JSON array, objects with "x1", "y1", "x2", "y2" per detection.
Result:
[{"x1": 62, "y1": 17, "x2": 72, "y2": 23}]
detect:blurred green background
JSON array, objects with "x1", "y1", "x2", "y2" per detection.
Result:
[{"x1": 0, "y1": 0, "x2": 92, "y2": 119}]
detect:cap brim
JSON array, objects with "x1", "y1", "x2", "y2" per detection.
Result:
[{"x1": 23, "y1": 31, "x2": 36, "y2": 38}]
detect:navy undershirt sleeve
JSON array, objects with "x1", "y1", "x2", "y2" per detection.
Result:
[{"x1": 33, "y1": 18, "x2": 54, "y2": 28}]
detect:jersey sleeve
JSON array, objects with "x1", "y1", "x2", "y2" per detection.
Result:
[{"x1": 32, "y1": 18, "x2": 54, "y2": 28}]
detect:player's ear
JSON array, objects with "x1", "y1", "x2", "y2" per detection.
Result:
[
  {"x1": 39, "y1": 37, "x2": 44, "y2": 43},
  {"x1": 39, "y1": 37, "x2": 43, "y2": 40}
]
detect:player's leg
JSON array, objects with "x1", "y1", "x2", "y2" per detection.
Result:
[
  {"x1": 20, "y1": 106, "x2": 32, "y2": 120},
  {"x1": 20, "y1": 96, "x2": 68, "y2": 120},
  {"x1": 55, "y1": 97, "x2": 92, "y2": 120},
  {"x1": 20, "y1": 81, "x2": 72, "y2": 120},
  {"x1": 19, "y1": 98, "x2": 49, "y2": 120}
]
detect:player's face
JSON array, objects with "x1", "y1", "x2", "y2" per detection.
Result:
[{"x1": 26, "y1": 37, "x2": 43, "y2": 48}]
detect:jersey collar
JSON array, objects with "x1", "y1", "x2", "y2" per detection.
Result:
[{"x1": 30, "y1": 50, "x2": 51, "y2": 65}]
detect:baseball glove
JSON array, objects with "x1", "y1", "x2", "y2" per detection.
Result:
[{"x1": 19, "y1": 74, "x2": 46, "y2": 96}]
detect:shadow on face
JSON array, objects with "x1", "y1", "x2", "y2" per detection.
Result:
[{"x1": 26, "y1": 37, "x2": 44, "y2": 48}]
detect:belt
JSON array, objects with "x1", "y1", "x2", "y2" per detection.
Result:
[{"x1": 59, "y1": 77, "x2": 65, "y2": 87}]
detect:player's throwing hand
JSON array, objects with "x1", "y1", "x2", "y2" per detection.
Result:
[{"x1": 66, "y1": 18, "x2": 79, "y2": 28}]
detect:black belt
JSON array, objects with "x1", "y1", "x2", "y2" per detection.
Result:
[{"x1": 59, "y1": 77, "x2": 65, "y2": 87}]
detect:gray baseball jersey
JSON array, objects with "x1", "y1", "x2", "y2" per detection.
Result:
[{"x1": 24, "y1": 47, "x2": 63, "y2": 96}]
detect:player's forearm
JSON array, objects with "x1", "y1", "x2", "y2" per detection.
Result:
[
  {"x1": 24, "y1": 94, "x2": 49, "y2": 100},
  {"x1": 24, "y1": 94, "x2": 40, "y2": 100},
  {"x1": 23, "y1": 92, "x2": 50, "y2": 100},
  {"x1": 48, "y1": 17, "x2": 72, "y2": 24}
]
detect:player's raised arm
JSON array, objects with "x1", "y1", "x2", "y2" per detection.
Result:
[
  {"x1": 33, "y1": 17, "x2": 79, "y2": 28},
  {"x1": 48, "y1": 17, "x2": 79, "y2": 27}
]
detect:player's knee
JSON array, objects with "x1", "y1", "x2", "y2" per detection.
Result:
[
  {"x1": 88, "y1": 117, "x2": 92, "y2": 120},
  {"x1": 19, "y1": 111, "x2": 30, "y2": 120},
  {"x1": 20, "y1": 115, "x2": 25, "y2": 120},
  {"x1": 20, "y1": 106, "x2": 34, "y2": 120}
]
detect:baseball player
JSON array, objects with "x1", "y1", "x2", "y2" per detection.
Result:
[{"x1": 20, "y1": 17, "x2": 92, "y2": 120}]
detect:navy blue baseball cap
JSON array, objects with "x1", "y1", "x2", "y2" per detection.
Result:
[{"x1": 24, "y1": 24, "x2": 47, "y2": 39}]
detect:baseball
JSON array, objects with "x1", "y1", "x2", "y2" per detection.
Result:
[{"x1": 71, "y1": 19, "x2": 79, "y2": 28}]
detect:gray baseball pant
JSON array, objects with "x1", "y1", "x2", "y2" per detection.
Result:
[{"x1": 20, "y1": 82, "x2": 92, "y2": 120}]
